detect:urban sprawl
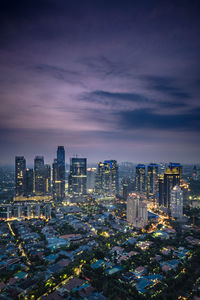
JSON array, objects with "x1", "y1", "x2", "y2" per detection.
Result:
[{"x1": 0, "y1": 146, "x2": 200, "y2": 300}]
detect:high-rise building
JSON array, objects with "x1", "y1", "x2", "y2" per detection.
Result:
[
  {"x1": 44, "y1": 164, "x2": 51, "y2": 194},
  {"x1": 34, "y1": 156, "x2": 45, "y2": 195},
  {"x1": 122, "y1": 177, "x2": 133, "y2": 200},
  {"x1": 95, "y1": 160, "x2": 119, "y2": 198},
  {"x1": 15, "y1": 156, "x2": 26, "y2": 196},
  {"x1": 52, "y1": 159, "x2": 61, "y2": 201},
  {"x1": 52, "y1": 146, "x2": 65, "y2": 201},
  {"x1": 68, "y1": 158, "x2": 87, "y2": 196},
  {"x1": 135, "y1": 164, "x2": 146, "y2": 193},
  {"x1": 170, "y1": 186, "x2": 183, "y2": 219},
  {"x1": 57, "y1": 146, "x2": 65, "y2": 199},
  {"x1": 126, "y1": 193, "x2": 148, "y2": 228},
  {"x1": 158, "y1": 174, "x2": 164, "y2": 207},
  {"x1": 25, "y1": 168, "x2": 34, "y2": 195},
  {"x1": 147, "y1": 163, "x2": 158, "y2": 204},
  {"x1": 163, "y1": 163, "x2": 182, "y2": 209},
  {"x1": 95, "y1": 162, "x2": 104, "y2": 195},
  {"x1": 87, "y1": 167, "x2": 97, "y2": 192}
]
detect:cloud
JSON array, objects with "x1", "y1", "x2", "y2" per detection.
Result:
[
  {"x1": 142, "y1": 75, "x2": 191, "y2": 99},
  {"x1": 31, "y1": 64, "x2": 84, "y2": 86},
  {"x1": 81, "y1": 90, "x2": 187, "y2": 110},
  {"x1": 117, "y1": 108, "x2": 200, "y2": 131}
]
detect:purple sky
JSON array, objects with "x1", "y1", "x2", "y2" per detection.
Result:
[{"x1": 0, "y1": 0, "x2": 200, "y2": 165}]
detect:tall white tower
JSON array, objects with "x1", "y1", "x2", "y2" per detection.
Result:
[{"x1": 170, "y1": 185, "x2": 183, "y2": 219}]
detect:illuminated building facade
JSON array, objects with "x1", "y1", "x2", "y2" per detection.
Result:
[
  {"x1": 57, "y1": 146, "x2": 65, "y2": 199},
  {"x1": 163, "y1": 163, "x2": 182, "y2": 209},
  {"x1": 95, "y1": 160, "x2": 119, "y2": 197},
  {"x1": 34, "y1": 156, "x2": 45, "y2": 195},
  {"x1": 0, "y1": 202, "x2": 51, "y2": 220},
  {"x1": 68, "y1": 158, "x2": 87, "y2": 196},
  {"x1": 44, "y1": 164, "x2": 51, "y2": 194},
  {"x1": 52, "y1": 146, "x2": 65, "y2": 201},
  {"x1": 25, "y1": 168, "x2": 34, "y2": 195},
  {"x1": 15, "y1": 156, "x2": 26, "y2": 196},
  {"x1": 135, "y1": 164, "x2": 146, "y2": 193},
  {"x1": 53, "y1": 159, "x2": 61, "y2": 201},
  {"x1": 127, "y1": 193, "x2": 148, "y2": 228},
  {"x1": 147, "y1": 163, "x2": 158, "y2": 203},
  {"x1": 87, "y1": 167, "x2": 97, "y2": 192},
  {"x1": 158, "y1": 174, "x2": 164, "y2": 206},
  {"x1": 170, "y1": 185, "x2": 183, "y2": 219},
  {"x1": 122, "y1": 177, "x2": 133, "y2": 200},
  {"x1": 95, "y1": 162, "x2": 104, "y2": 195}
]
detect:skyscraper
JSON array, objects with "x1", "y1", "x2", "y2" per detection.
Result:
[
  {"x1": 163, "y1": 163, "x2": 182, "y2": 209},
  {"x1": 25, "y1": 168, "x2": 34, "y2": 195},
  {"x1": 68, "y1": 157, "x2": 87, "y2": 196},
  {"x1": 126, "y1": 193, "x2": 148, "y2": 228},
  {"x1": 34, "y1": 156, "x2": 45, "y2": 195},
  {"x1": 95, "y1": 160, "x2": 119, "y2": 198},
  {"x1": 52, "y1": 146, "x2": 65, "y2": 201},
  {"x1": 122, "y1": 177, "x2": 133, "y2": 200},
  {"x1": 44, "y1": 164, "x2": 51, "y2": 194},
  {"x1": 170, "y1": 186, "x2": 183, "y2": 220},
  {"x1": 87, "y1": 167, "x2": 97, "y2": 192},
  {"x1": 57, "y1": 146, "x2": 65, "y2": 200},
  {"x1": 95, "y1": 162, "x2": 104, "y2": 195},
  {"x1": 147, "y1": 163, "x2": 158, "y2": 204},
  {"x1": 15, "y1": 156, "x2": 26, "y2": 196},
  {"x1": 135, "y1": 164, "x2": 146, "y2": 193},
  {"x1": 52, "y1": 159, "x2": 60, "y2": 201}
]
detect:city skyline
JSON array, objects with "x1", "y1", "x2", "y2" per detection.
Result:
[{"x1": 1, "y1": 0, "x2": 200, "y2": 164}]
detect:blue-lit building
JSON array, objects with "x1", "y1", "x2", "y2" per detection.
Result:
[
  {"x1": 53, "y1": 146, "x2": 65, "y2": 201},
  {"x1": 95, "y1": 160, "x2": 119, "y2": 197},
  {"x1": 147, "y1": 163, "x2": 158, "y2": 203},
  {"x1": 68, "y1": 157, "x2": 87, "y2": 196},
  {"x1": 158, "y1": 162, "x2": 182, "y2": 209},
  {"x1": 135, "y1": 164, "x2": 146, "y2": 193}
]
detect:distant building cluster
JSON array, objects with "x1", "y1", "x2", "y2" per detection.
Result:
[
  {"x1": 125, "y1": 162, "x2": 186, "y2": 227},
  {"x1": 15, "y1": 147, "x2": 186, "y2": 227},
  {"x1": 0, "y1": 202, "x2": 51, "y2": 220},
  {"x1": 15, "y1": 148, "x2": 120, "y2": 204}
]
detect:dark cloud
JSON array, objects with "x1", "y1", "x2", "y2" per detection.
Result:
[
  {"x1": 142, "y1": 75, "x2": 191, "y2": 99},
  {"x1": 0, "y1": 0, "x2": 200, "y2": 163},
  {"x1": 82, "y1": 90, "x2": 187, "y2": 109},
  {"x1": 118, "y1": 108, "x2": 200, "y2": 131},
  {"x1": 31, "y1": 64, "x2": 83, "y2": 85}
]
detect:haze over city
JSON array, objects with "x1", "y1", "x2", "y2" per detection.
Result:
[{"x1": 0, "y1": 0, "x2": 200, "y2": 164}]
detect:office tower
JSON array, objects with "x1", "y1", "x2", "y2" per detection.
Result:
[
  {"x1": 158, "y1": 174, "x2": 164, "y2": 207},
  {"x1": 95, "y1": 160, "x2": 119, "y2": 198},
  {"x1": 57, "y1": 146, "x2": 65, "y2": 199},
  {"x1": 87, "y1": 167, "x2": 97, "y2": 192},
  {"x1": 126, "y1": 193, "x2": 148, "y2": 228},
  {"x1": 135, "y1": 164, "x2": 146, "y2": 193},
  {"x1": 25, "y1": 168, "x2": 34, "y2": 195},
  {"x1": 170, "y1": 186, "x2": 183, "y2": 219},
  {"x1": 68, "y1": 158, "x2": 87, "y2": 196},
  {"x1": 53, "y1": 159, "x2": 60, "y2": 201},
  {"x1": 103, "y1": 160, "x2": 119, "y2": 197},
  {"x1": 95, "y1": 162, "x2": 104, "y2": 195},
  {"x1": 163, "y1": 163, "x2": 182, "y2": 209},
  {"x1": 122, "y1": 177, "x2": 133, "y2": 200},
  {"x1": 34, "y1": 156, "x2": 45, "y2": 195},
  {"x1": 44, "y1": 164, "x2": 51, "y2": 194},
  {"x1": 147, "y1": 163, "x2": 158, "y2": 204},
  {"x1": 15, "y1": 156, "x2": 26, "y2": 196}
]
